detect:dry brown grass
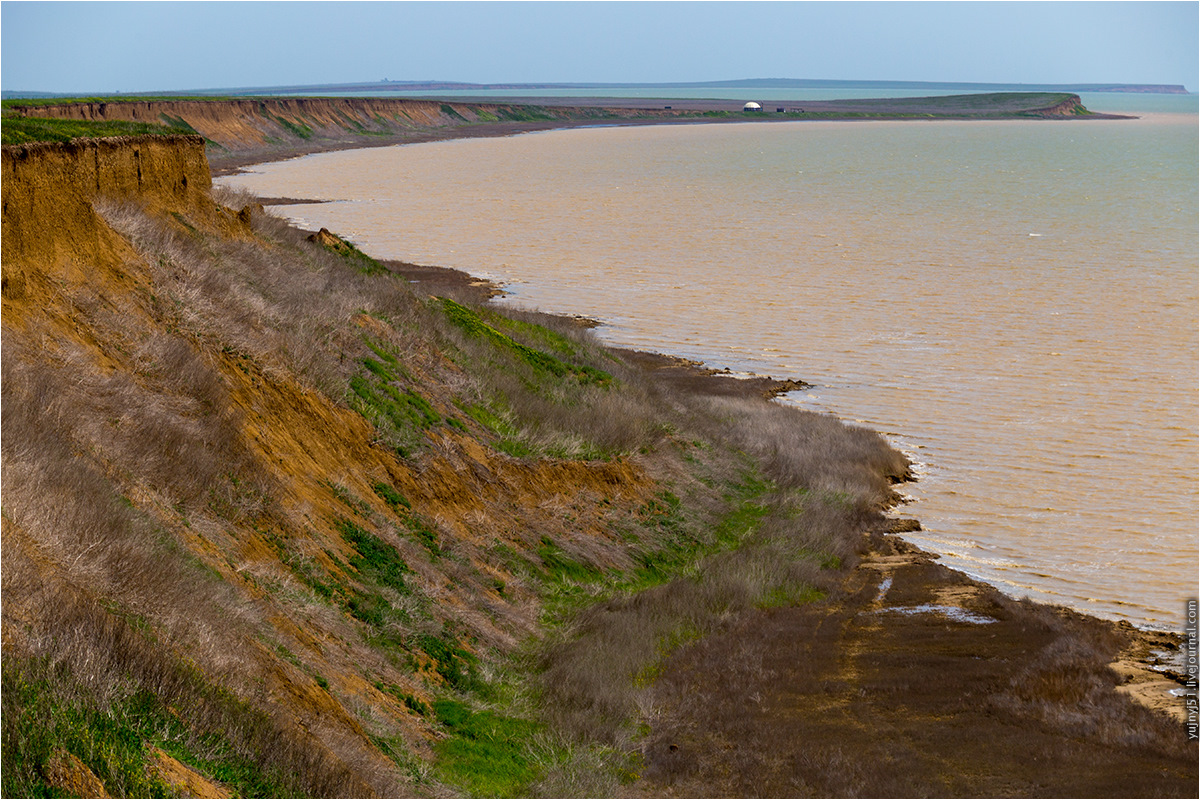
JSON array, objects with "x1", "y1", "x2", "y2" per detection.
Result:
[
  {"x1": 986, "y1": 597, "x2": 1192, "y2": 755},
  {"x1": 3, "y1": 331, "x2": 404, "y2": 795},
  {"x1": 630, "y1": 536, "x2": 1196, "y2": 798},
  {"x1": 97, "y1": 197, "x2": 425, "y2": 397},
  {"x1": 535, "y1": 493, "x2": 885, "y2": 755},
  {"x1": 2, "y1": 587, "x2": 392, "y2": 798},
  {"x1": 2, "y1": 338, "x2": 256, "y2": 652},
  {"x1": 690, "y1": 394, "x2": 910, "y2": 501},
  {"x1": 5, "y1": 185, "x2": 930, "y2": 797}
]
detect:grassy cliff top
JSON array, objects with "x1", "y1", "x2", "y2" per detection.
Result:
[{"x1": 0, "y1": 91, "x2": 1104, "y2": 148}]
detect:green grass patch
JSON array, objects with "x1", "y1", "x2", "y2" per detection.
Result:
[
  {"x1": 441, "y1": 297, "x2": 611, "y2": 386},
  {"x1": 270, "y1": 113, "x2": 313, "y2": 139},
  {"x1": 418, "y1": 633, "x2": 478, "y2": 691},
  {"x1": 405, "y1": 514, "x2": 442, "y2": 558},
  {"x1": 363, "y1": 338, "x2": 407, "y2": 371},
  {"x1": 627, "y1": 490, "x2": 701, "y2": 583},
  {"x1": 0, "y1": 115, "x2": 178, "y2": 145},
  {"x1": 537, "y1": 538, "x2": 602, "y2": 584},
  {"x1": 158, "y1": 112, "x2": 200, "y2": 135},
  {"x1": 432, "y1": 699, "x2": 545, "y2": 797},
  {"x1": 362, "y1": 356, "x2": 396, "y2": 382},
  {"x1": 347, "y1": 355, "x2": 442, "y2": 458},
  {"x1": 335, "y1": 518, "x2": 410, "y2": 596},
  {"x1": 371, "y1": 481, "x2": 411, "y2": 514},
  {"x1": 539, "y1": 470, "x2": 775, "y2": 624},
  {"x1": 261, "y1": 528, "x2": 343, "y2": 601},
  {"x1": 377, "y1": 682, "x2": 431, "y2": 716},
  {"x1": 2, "y1": 656, "x2": 296, "y2": 798},
  {"x1": 462, "y1": 402, "x2": 522, "y2": 442},
  {"x1": 489, "y1": 315, "x2": 584, "y2": 357},
  {"x1": 712, "y1": 471, "x2": 774, "y2": 549},
  {"x1": 496, "y1": 106, "x2": 557, "y2": 123},
  {"x1": 2, "y1": 96, "x2": 237, "y2": 110},
  {"x1": 327, "y1": 480, "x2": 373, "y2": 517},
  {"x1": 311, "y1": 231, "x2": 390, "y2": 274}
]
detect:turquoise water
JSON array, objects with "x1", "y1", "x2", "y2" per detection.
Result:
[{"x1": 220, "y1": 103, "x2": 1198, "y2": 629}]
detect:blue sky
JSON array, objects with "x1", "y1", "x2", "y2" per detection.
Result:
[{"x1": 2, "y1": 1, "x2": 1197, "y2": 93}]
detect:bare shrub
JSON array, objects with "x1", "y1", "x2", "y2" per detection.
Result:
[
  {"x1": 987, "y1": 598, "x2": 1191, "y2": 755},
  {"x1": 691, "y1": 395, "x2": 909, "y2": 501},
  {"x1": 96, "y1": 198, "x2": 433, "y2": 401}
]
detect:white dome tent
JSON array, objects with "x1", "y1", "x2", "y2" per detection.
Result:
[{"x1": 742, "y1": 101, "x2": 762, "y2": 112}]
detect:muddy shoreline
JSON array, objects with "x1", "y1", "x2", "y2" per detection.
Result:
[
  {"x1": 365, "y1": 239, "x2": 1195, "y2": 733},
  {"x1": 209, "y1": 116, "x2": 718, "y2": 176},
  {"x1": 633, "y1": 530, "x2": 1195, "y2": 797},
  {"x1": 234, "y1": 144, "x2": 1193, "y2": 794}
]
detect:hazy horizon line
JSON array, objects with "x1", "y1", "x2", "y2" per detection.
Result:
[{"x1": 4, "y1": 76, "x2": 1193, "y2": 99}]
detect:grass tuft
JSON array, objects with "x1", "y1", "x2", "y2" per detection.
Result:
[{"x1": 432, "y1": 699, "x2": 545, "y2": 797}]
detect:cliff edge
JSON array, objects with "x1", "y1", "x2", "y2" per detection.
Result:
[
  {"x1": 4, "y1": 92, "x2": 1126, "y2": 173},
  {"x1": 2, "y1": 135, "x2": 213, "y2": 307}
]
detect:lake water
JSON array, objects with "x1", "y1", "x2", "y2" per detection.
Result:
[{"x1": 219, "y1": 96, "x2": 1198, "y2": 629}]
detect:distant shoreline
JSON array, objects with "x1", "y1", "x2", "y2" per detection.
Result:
[
  {"x1": 3, "y1": 91, "x2": 1134, "y2": 173},
  {"x1": 200, "y1": 91, "x2": 1132, "y2": 175}
]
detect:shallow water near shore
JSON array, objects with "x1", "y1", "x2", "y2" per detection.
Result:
[{"x1": 220, "y1": 105, "x2": 1198, "y2": 629}]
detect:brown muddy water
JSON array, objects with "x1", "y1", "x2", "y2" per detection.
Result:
[{"x1": 220, "y1": 111, "x2": 1198, "y2": 629}]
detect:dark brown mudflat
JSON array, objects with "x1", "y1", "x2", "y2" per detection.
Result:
[
  {"x1": 616, "y1": 348, "x2": 810, "y2": 399},
  {"x1": 632, "y1": 533, "x2": 1196, "y2": 797},
  {"x1": 382, "y1": 257, "x2": 504, "y2": 304}
]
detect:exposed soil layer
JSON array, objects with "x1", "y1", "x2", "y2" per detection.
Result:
[
  {"x1": 633, "y1": 532, "x2": 1196, "y2": 797},
  {"x1": 205, "y1": 94, "x2": 1131, "y2": 175},
  {"x1": 206, "y1": 117, "x2": 635, "y2": 176},
  {"x1": 418, "y1": 93, "x2": 1120, "y2": 115}
]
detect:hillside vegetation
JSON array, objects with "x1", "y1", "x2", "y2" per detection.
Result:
[{"x1": 1, "y1": 134, "x2": 911, "y2": 796}]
